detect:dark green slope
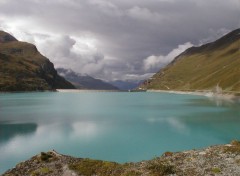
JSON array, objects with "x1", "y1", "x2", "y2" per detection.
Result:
[
  {"x1": 141, "y1": 28, "x2": 240, "y2": 93},
  {"x1": 0, "y1": 31, "x2": 75, "y2": 91}
]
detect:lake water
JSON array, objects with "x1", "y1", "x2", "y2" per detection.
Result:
[{"x1": 0, "y1": 92, "x2": 240, "y2": 173}]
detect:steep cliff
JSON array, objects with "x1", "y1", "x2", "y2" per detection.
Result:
[{"x1": 0, "y1": 31, "x2": 75, "y2": 91}]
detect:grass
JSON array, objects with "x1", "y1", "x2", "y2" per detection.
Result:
[
  {"x1": 142, "y1": 37, "x2": 240, "y2": 92},
  {"x1": 224, "y1": 140, "x2": 240, "y2": 154},
  {"x1": 0, "y1": 40, "x2": 74, "y2": 91},
  {"x1": 31, "y1": 167, "x2": 53, "y2": 176},
  {"x1": 212, "y1": 167, "x2": 221, "y2": 174},
  {"x1": 0, "y1": 47, "x2": 51, "y2": 91},
  {"x1": 69, "y1": 159, "x2": 126, "y2": 176},
  {"x1": 69, "y1": 158, "x2": 177, "y2": 176},
  {"x1": 147, "y1": 161, "x2": 175, "y2": 176}
]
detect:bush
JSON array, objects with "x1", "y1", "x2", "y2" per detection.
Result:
[
  {"x1": 148, "y1": 161, "x2": 175, "y2": 175},
  {"x1": 40, "y1": 152, "x2": 53, "y2": 162}
]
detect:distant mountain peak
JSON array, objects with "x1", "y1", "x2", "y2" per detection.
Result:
[
  {"x1": 57, "y1": 68, "x2": 89, "y2": 77},
  {"x1": 0, "y1": 31, "x2": 17, "y2": 43},
  {"x1": 109, "y1": 80, "x2": 144, "y2": 90},
  {"x1": 57, "y1": 68, "x2": 118, "y2": 90}
]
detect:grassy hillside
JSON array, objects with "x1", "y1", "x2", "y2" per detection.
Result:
[
  {"x1": 140, "y1": 28, "x2": 240, "y2": 93},
  {"x1": 0, "y1": 31, "x2": 75, "y2": 91}
]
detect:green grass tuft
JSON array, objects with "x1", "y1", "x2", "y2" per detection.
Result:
[
  {"x1": 68, "y1": 159, "x2": 124, "y2": 176},
  {"x1": 212, "y1": 167, "x2": 221, "y2": 174},
  {"x1": 224, "y1": 140, "x2": 240, "y2": 154}
]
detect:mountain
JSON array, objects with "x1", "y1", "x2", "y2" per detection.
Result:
[
  {"x1": 109, "y1": 80, "x2": 143, "y2": 90},
  {"x1": 0, "y1": 31, "x2": 75, "y2": 91},
  {"x1": 140, "y1": 28, "x2": 240, "y2": 93},
  {"x1": 57, "y1": 68, "x2": 119, "y2": 90}
]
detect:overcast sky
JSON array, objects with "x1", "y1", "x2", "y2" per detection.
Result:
[{"x1": 0, "y1": 0, "x2": 239, "y2": 81}]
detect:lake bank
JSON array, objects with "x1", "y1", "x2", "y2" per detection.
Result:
[
  {"x1": 3, "y1": 141, "x2": 240, "y2": 176},
  {"x1": 147, "y1": 89, "x2": 240, "y2": 102},
  {"x1": 56, "y1": 89, "x2": 125, "y2": 93},
  {"x1": 56, "y1": 89, "x2": 240, "y2": 102}
]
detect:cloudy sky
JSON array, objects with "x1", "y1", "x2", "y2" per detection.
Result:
[{"x1": 0, "y1": 0, "x2": 239, "y2": 81}]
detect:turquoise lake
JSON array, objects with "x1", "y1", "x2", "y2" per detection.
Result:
[{"x1": 0, "y1": 92, "x2": 240, "y2": 173}]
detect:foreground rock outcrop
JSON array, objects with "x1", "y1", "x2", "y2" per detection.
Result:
[
  {"x1": 3, "y1": 141, "x2": 240, "y2": 176},
  {"x1": 0, "y1": 31, "x2": 75, "y2": 91}
]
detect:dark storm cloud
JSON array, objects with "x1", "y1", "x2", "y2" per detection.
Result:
[{"x1": 0, "y1": 0, "x2": 239, "y2": 80}]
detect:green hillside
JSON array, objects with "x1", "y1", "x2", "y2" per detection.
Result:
[
  {"x1": 0, "y1": 31, "x2": 75, "y2": 91},
  {"x1": 140, "y1": 28, "x2": 240, "y2": 93}
]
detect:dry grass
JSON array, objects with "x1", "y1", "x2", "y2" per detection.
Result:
[
  {"x1": 142, "y1": 38, "x2": 240, "y2": 92},
  {"x1": 0, "y1": 39, "x2": 74, "y2": 91}
]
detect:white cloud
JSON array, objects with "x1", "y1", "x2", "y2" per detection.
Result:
[
  {"x1": 198, "y1": 28, "x2": 231, "y2": 45},
  {"x1": 146, "y1": 117, "x2": 189, "y2": 134},
  {"x1": 128, "y1": 6, "x2": 164, "y2": 23},
  {"x1": 71, "y1": 121, "x2": 98, "y2": 138},
  {"x1": 0, "y1": 121, "x2": 101, "y2": 165},
  {"x1": 124, "y1": 73, "x2": 155, "y2": 81},
  {"x1": 89, "y1": 0, "x2": 123, "y2": 16},
  {"x1": 143, "y1": 42, "x2": 193, "y2": 72},
  {"x1": 36, "y1": 34, "x2": 108, "y2": 76},
  {"x1": 0, "y1": 0, "x2": 239, "y2": 81}
]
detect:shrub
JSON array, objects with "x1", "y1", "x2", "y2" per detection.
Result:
[
  {"x1": 40, "y1": 152, "x2": 53, "y2": 162},
  {"x1": 147, "y1": 161, "x2": 175, "y2": 175}
]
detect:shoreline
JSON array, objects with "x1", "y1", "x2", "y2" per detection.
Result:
[
  {"x1": 56, "y1": 89, "x2": 124, "y2": 93},
  {"x1": 147, "y1": 89, "x2": 240, "y2": 101}
]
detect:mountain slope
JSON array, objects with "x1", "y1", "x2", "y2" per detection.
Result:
[
  {"x1": 140, "y1": 28, "x2": 240, "y2": 93},
  {"x1": 109, "y1": 80, "x2": 143, "y2": 90},
  {"x1": 57, "y1": 68, "x2": 118, "y2": 90},
  {"x1": 0, "y1": 31, "x2": 75, "y2": 91}
]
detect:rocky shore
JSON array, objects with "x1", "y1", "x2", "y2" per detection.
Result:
[{"x1": 3, "y1": 141, "x2": 240, "y2": 176}]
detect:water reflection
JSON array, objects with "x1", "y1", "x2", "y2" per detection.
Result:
[
  {"x1": 0, "y1": 123, "x2": 37, "y2": 143},
  {"x1": 146, "y1": 117, "x2": 189, "y2": 134},
  {"x1": 188, "y1": 96, "x2": 240, "y2": 108},
  {"x1": 144, "y1": 95, "x2": 240, "y2": 150},
  {"x1": 0, "y1": 92, "x2": 240, "y2": 174},
  {"x1": 71, "y1": 121, "x2": 98, "y2": 138},
  {"x1": 176, "y1": 97, "x2": 240, "y2": 142},
  {"x1": 0, "y1": 120, "x2": 102, "y2": 174}
]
